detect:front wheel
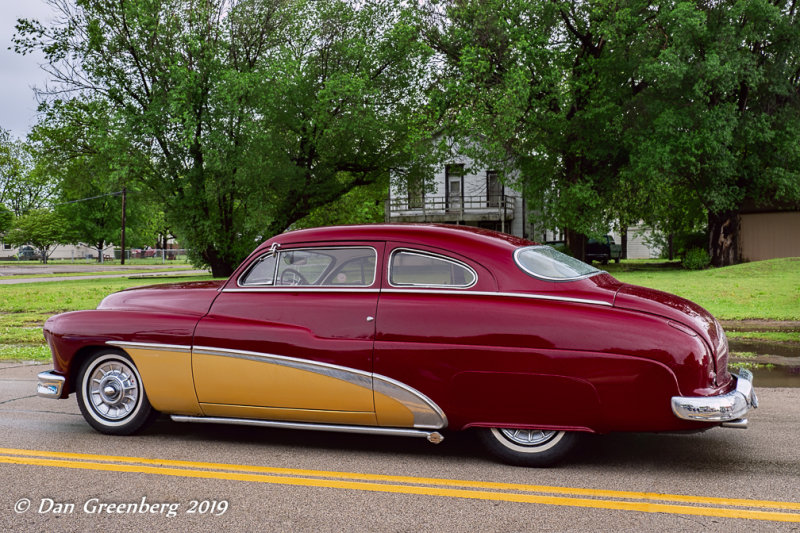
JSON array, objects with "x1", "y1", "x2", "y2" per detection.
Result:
[
  {"x1": 76, "y1": 351, "x2": 158, "y2": 435},
  {"x1": 477, "y1": 428, "x2": 580, "y2": 467}
]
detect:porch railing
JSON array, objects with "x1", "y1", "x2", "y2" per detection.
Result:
[{"x1": 388, "y1": 195, "x2": 516, "y2": 220}]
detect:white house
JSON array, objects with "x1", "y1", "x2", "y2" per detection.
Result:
[
  {"x1": 387, "y1": 151, "x2": 530, "y2": 238},
  {"x1": 386, "y1": 148, "x2": 660, "y2": 258}
]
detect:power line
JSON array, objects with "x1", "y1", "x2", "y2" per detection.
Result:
[{"x1": 50, "y1": 190, "x2": 126, "y2": 207}]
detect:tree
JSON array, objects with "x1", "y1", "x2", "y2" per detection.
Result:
[
  {"x1": 30, "y1": 99, "x2": 152, "y2": 262},
  {"x1": 16, "y1": 0, "x2": 435, "y2": 276},
  {"x1": 0, "y1": 204, "x2": 12, "y2": 234},
  {"x1": 422, "y1": 1, "x2": 664, "y2": 260},
  {"x1": 424, "y1": 1, "x2": 800, "y2": 265},
  {"x1": 5, "y1": 209, "x2": 65, "y2": 263},
  {"x1": 292, "y1": 179, "x2": 388, "y2": 230},
  {"x1": 0, "y1": 128, "x2": 54, "y2": 216},
  {"x1": 623, "y1": 0, "x2": 800, "y2": 266}
]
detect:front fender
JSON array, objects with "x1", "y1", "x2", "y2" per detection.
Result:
[{"x1": 43, "y1": 309, "x2": 200, "y2": 395}]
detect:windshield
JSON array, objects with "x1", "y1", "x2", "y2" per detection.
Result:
[{"x1": 514, "y1": 246, "x2": 601, "y2": 281}]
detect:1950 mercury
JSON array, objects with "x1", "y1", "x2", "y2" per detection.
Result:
[{"x1": 37, "y1": 224, "x2": 757, "y2": 466}]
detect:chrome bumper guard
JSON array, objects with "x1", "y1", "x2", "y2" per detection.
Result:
[
  {"x1": 36, "y1": 370, "x2": 66, "y2": 399},
  {"x1": 671, "y1": 369, "x2": 758, "y2": 428}
]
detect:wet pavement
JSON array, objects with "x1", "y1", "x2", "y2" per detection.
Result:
[{"x1": 722, "y1": 320, "x2": 800, "y2": 387}]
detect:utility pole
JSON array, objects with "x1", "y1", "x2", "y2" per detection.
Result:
[{"x1": 120, "y1": 187, "x2": 127, "y2": 265}]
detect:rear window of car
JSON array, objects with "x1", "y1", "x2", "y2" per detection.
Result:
[
  {"x1": 514, "y1": 246, "x2": 600, "y2": 281},
  {"x1": 239, "y1": 247, "x2": 377, "y2": 287},
  {"x1": 389, "y1": 249, "x2": 477, "y2": 288}
]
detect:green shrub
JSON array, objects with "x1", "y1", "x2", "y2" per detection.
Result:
[
  {"x1": 552, "y1": 243, "x2": 573, "y2": 257},
  {"x1": 682, "y1": 247, "x2": 711, "y2": 270}
]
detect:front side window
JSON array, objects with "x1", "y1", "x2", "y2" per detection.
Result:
[
  {"x1": 514, "y1": 246, "x2": 600, "y2": 281},
  {"x1": 389, "y1": 250, "x2": 477, "y2": 288},
  {"x1": 240, "y1": 254, "x2": 278, "y2": 286},
  {"x1": 239, "y1": 247, "x2": 376, "y2": 287}
]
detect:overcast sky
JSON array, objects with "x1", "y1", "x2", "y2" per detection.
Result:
[{"x1": 0, "y1": 0, "x2": 59, "y2": 139}]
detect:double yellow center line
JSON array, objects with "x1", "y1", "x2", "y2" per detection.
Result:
[{"x1": 2, "y1": 447, "x2": 798, "y2": 523}]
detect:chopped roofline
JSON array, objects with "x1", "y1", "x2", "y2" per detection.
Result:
[{"x1": 264, "y1": 223, "x2": 535, "y2": 250}]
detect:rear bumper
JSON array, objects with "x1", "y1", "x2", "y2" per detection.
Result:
[
  {"x1": 671, "y1": 370, "x2": 758, "y2": 428},
  {"x1": 36, "y1": 370, "x2": 66, "y2": 399}
]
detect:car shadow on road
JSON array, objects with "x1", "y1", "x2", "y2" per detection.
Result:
[{"x1": 140, "y1": 416, "x2": 788, "y2": 476}]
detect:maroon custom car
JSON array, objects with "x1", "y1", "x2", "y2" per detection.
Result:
[{"x1": 37, "y1": 224, "x2": 757, "y2": 466}]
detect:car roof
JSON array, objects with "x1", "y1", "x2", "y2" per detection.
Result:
[{"x1": 266, "y1": 224, "x2": 535, "y2": 257}]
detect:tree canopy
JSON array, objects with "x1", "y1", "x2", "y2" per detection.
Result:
[
  {"x1": 0, "y1": 129, "x2": 53, "y2": 217},
  {"x1": 4, "y1": 209, "x2": 65, "y2": 263},
  {"x1": 10, "y1": 0, "x2": 800, "y2": 268},
  {"x1": 15, "y1": 0, "x2": 435, "y2": 275},
  {"x1": 423, "y1": 0, "x2": 800, "y2": 264}
]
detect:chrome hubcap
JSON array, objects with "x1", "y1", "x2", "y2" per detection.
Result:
[
  {"x1": 499, "y1": 428, "x2": 558, "y2": 447},
  {"x1": 88, "y1": 362, "x2": 139, "y2": 420}
]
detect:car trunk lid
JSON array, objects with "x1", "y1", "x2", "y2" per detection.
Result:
[{"x1": 613, "y1": 284, "x2": 731, "y2": 386}]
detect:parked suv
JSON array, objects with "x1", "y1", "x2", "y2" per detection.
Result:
[{"x1": 586, "y1": 235, "x2": 621, "y2": 264}]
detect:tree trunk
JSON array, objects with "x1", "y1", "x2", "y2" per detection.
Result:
[
  {"x1": 667, "y1": 233, "x2": 674, "y2": 261},
  {"x1": 203, "y1": 246, "x2": 235, "y2": 278},
  {"x1": 565, "y1": 228, "x2": 586, "y2": 262},
  {"x1": 708, "y1": 210, "x2": 740, "y2": 267},
  {"x1": 620, "y1": 224, "x2": 628, "y2": 260}
]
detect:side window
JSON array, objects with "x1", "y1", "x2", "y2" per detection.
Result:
[
  {"x1": 240, "y1": 247, "x2": 377, "y2": 287},
  {"x1": 276, "y1": 250, "x2": 333, "y2": 286},
  {"x1": 389, "y1": 250, "x2": 477, "y2": 288},
  {"x1": 239, "y1": 254, "x2": 277, "y2": 286}
]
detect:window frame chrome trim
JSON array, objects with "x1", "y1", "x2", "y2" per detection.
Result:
[
  {"x1": 513, "y1": 245, "x2": 603, "y2": 282},
  {"x1": 380, "y1": 288, "x2": 612, "y2": 307},
  {"x1": 222, "y1": 288, "x2": 381, "y2": 294},
  {"x1": 237, "y1": 245, "x2": 379, "y2": 289},
  {"x1": 387, "y1": 248, "x2": 478, "y2": 290}
]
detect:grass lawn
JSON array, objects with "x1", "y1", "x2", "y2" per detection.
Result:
[
  {"x1": 0, "y1": 275, "x2": 214, "y2": 361},
  {"x1": 605, "y1": 257, "x2": 800, "y2": 321}
]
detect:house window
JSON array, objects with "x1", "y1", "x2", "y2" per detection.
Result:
[
  {"x1": 2, "y1": 243, "x2": 11, "y2": 250},
  {"x1": 408, "y1": 177, "x2": 425, "y2": 209},
  {"x1": 445, "y1": 164, "x2": 464, "y2": 211},
  {"x1": 487, "y1": 171, "x2": 502, "y2": 207}
]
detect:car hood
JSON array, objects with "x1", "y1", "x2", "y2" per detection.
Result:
[
  {"x1": 97, "y1": 280, "x2": 224, "y2": 316},
  {"x1": 613, "y1": 284, "x2": 729, "y2": 381}
]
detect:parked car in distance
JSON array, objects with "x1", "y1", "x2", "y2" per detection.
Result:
[
  {"x1": 18, "y1": 245, "x2": 41, "y2": 261},
  {"x1": 586, "y1": 235, "x2": 622, "y2": 264},
  {"x1": 37, "y1": 224, "x2": 757, "y2": 466}
]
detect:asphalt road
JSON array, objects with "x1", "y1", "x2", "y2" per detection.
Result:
[{"x1": 2, "y1": 361, "x2": 798, "y2": 532}]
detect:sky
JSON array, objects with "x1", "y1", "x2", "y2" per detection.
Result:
[{"x1": 0, "y1": 0, "x2": 59, "y2": 139}]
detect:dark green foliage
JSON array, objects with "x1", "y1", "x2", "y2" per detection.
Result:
[
  {"x1": 0, "y1": 204, "x2": 11, "y2": 234},
  {"x1": 424, "y1": 1, "x2": 800, "y2": 265},
  {"x1": 682, "y1": 247, "x2": 711, "y2": 270},
  {"x1": 15, "y1": 0, "x2": 434, "y2": 276}
]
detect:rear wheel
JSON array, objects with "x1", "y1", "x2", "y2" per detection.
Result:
[
  {"x1": 76, "y1": 351, "x2": 158, "y2": 435},
  {"x1": 478, "y1": 428, "x2": 580, "y2": 467}
]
